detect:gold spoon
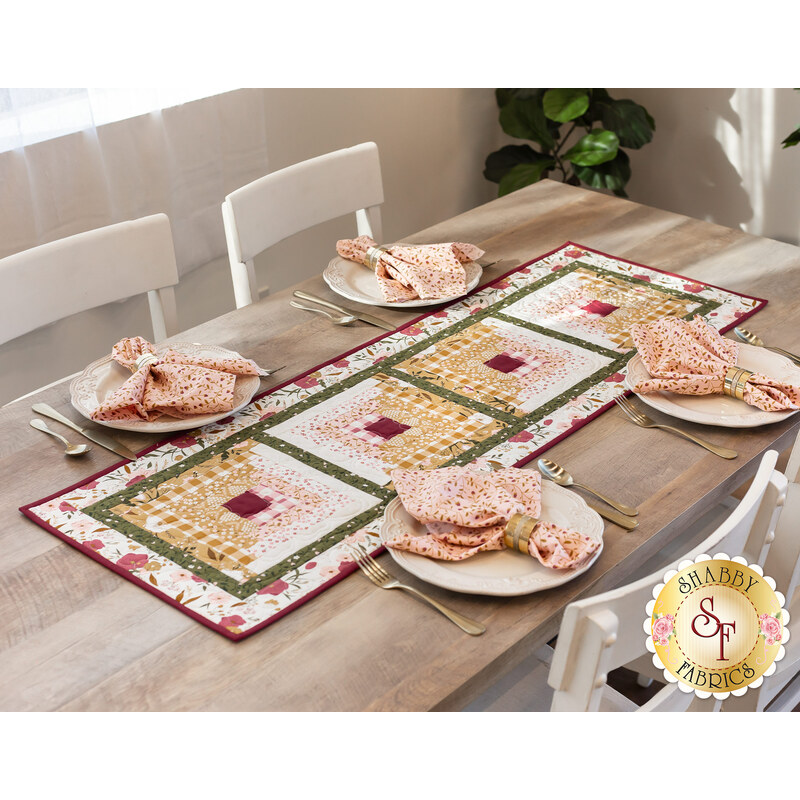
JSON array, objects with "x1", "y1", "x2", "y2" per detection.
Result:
[
  {"x1": 537, "y1": 458, "x2": 638, "y2": 517},
  {"x1": 30, "y1": 419, "x2": 91, "y2": 456},
  {"x1": 733, "y1": 327, "x2": 800, "y2": 365}
]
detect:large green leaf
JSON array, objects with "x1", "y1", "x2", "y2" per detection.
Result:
[
  {"x1": 497, "y1": 160, "x2": 555, "y2": 196},
  {"x1": 543, "y1": 89, "x2": 590, "y2": 123},
  {"x1": 564, "y1": 129, "x2": 619, "y2": 166},
  {"x1": 499, "y1": 96, "x2": 556, "y2": 150},
  {"x1": 495, "y1": 88, "x2": 543, "y2": 108},
  {"x1": 483, "y1": 144, "x2": 553, "y2": 183},
  {"x1": 573, "y1": 150, "x2": 631, "y2": 196},
  {"x1": 782, "y1": 126, "x2": 800, "y2": 148},
  {"x1": 600, "y1": 98, "x2": 655, "y2": 149}
]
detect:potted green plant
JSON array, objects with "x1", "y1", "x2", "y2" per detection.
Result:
[{"x1": 484, "y1": 88, "x2": 655, "y2": 198}]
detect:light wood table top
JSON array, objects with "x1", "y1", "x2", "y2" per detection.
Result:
[{"x1": 3, "y1": 180, "x2": 800, "y2": 711}]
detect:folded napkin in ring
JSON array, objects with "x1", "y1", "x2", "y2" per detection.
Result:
[
  {"x1": 91, "y1": 336, "x2": 262, "y2": 422},
  {"x1": 335, "y1": 235, "x2": 485, "y2": 303},
  {"x1": 630, "y1": 316, "x2": 800, "y2": 412},
  {"x1": 384, "y1": 464, "x2": 600, "y2": 570}
]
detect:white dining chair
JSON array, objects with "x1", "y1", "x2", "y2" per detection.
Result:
[
  {"x1": 718, "y1": 432, "x2": 800, "y2": 712},
  {"x1": 221, "y1": 142, "x2": 384, "y2": 308},
  {"x1": 464, "y1": 449, "x2": 787, "y2": 712},
  {"x1": 0, "y1": 213, "x2": 179, "y2": 347}
]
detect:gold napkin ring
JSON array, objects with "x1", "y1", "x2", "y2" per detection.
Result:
[
  {"x1": 723, "y1": 366, "x2": 752, "y2": 401},
  {"x1": 503, "y1": 513, "x2": 538, "y2": 555},
  {"x1": 134, "y1": 352, "x2": 159, "y2": 371},
  {"x1": 364, "y1": 245, "x2": 389, "y2": 271}
]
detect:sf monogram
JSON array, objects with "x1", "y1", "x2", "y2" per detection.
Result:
[{"x1": 691, "y1": 596, "x2": 736, "y2": 661}]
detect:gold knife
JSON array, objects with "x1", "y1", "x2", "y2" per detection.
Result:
[
  {"x1": 32, "y1": 403, "x2": 139, "y2": 461},
  {"x1": 292, "y1": 291, "x2": 395, "y2": 331},
  {"x1": 587, "y1": 500, "x2": 638, "y2": 530}
]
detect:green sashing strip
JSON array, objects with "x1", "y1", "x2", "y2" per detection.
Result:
[{"x1": 82, "y1": 257, "x2": 723, "y2": 598}]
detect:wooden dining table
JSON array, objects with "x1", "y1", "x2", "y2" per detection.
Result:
[{"x1": 2, "y1": 179, "x2": 800, "y2": 712}]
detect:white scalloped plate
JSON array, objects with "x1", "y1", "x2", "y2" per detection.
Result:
[
  {"x1": 625, "y1": 342, "x2": 800, "y2": 428},
  {"x1": 323, "y1": 244, "x2": 483, "y2": 308},
  {"x1": 380, "y1": 482, "x2": 604, "y2": 596},
  {"x1": 69, "y1": 342, "x2": 262, "y2": 433}
]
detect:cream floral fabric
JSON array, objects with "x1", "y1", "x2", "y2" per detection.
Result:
[
  {"x1": 385, "y1": 464, "x2": 600, "y2": 569},
  {"x1": 91, "y1": 337, "x2": 262, "y2": 422},
  {"x1": 336, "y1": 235, "x2": 484, "y2": 302},
  {"x1": 630, "y1": 316, "x2": 800, "y2": 412}
]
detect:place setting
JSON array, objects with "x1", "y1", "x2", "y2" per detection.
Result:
[
  {"x1": 288, "y1": 235, "x2": 513, "y2": 330},
  {"x1": 28, "y1": 335, "x2": 285, "y2": 459},
  {"x1": 619, "y1": 315, "x2": 800, "y2": 454}
]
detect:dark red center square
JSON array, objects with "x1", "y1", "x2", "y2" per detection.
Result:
[
  {"x1": 363, "y1": 417, "x2": 411, "y2": 440},
  {"x1": 580, "y1": 299, "x2": 619, "y2": 316},
  {"x1": 223, "y1": 491, "x2": 272, "y2": 518},
  {"x1": 484, "y1": 353, "x2": 525, "y2": 373}
]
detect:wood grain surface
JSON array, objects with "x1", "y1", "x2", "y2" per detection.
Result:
[{"x1": 2, "y1": 180, "x2": 799, "y2": 711}]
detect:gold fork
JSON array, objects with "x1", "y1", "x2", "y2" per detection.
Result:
[
  {"x1": 348, "y1": 545, "x2": 486, "y2": 635},
  {"x1": 614, "y1": 396, "x2": 738, "y2": 460}
]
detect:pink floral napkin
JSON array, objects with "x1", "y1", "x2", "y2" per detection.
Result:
[
  {"x1": 336, "y1": 235, "x2": 484, "y2": 303},
  {"x1": 630, "y1": 316, "x2": 800, "y2": 412},
  {"x1": 384, "y1": 464, "x2": 600, "y2": 569},
  {"x1": 91, "y1": 337, "x2": 262, "y2": 422}
]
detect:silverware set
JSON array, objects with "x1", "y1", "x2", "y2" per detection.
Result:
[
  {"x1": 31, "y1": 403, "x2": 138, "y2": 460},
  {"x1": 292, "y1": 291, "x2": 394, "y2": 330},
  {"x1": 734, "y1": 326, "x2": 800, "y2": 365},
  {"x1": 537, "y1": 457, "x2": 639, "y2": 530},
  {"x1": 349, "y1": 544, "x2": 485, "y2": 635},
  {"x1": 614, "y1": 396, "x2": 738, "y2": 460}
]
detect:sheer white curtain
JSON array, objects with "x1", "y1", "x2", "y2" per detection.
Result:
[{"x1": 0, "y1": 88, "x2": 269, "y2": 275}]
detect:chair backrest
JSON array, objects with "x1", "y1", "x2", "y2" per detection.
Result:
[
  {"x1": 222, "y1": 141, "x2": 384, "y2": 308},
  {"x1": 548, "y1": 449, "x2": 788, "y2": 712},
  {"x1": 0, "y1": 213, "x2": 179, "y2": 346}
]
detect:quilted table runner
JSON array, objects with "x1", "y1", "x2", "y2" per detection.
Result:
[{"x1": 21, "y1": 243, "x2": 766, "y2": 640}]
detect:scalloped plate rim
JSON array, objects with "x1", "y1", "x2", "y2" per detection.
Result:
[
  {"x1": 379, "y1": 482, "x2": 604, "y2": 596},
  {"x1": 624, "y1": 343, "x2": 800, "y2": 428},
  {"x1": 69, "y1": 342, "x2": 262, "y2": 433},
  {"x1": 323, "y1": 243, "x2": 483, "y2": 308}
]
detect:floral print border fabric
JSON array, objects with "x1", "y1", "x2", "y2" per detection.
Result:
[{"x1": 20, "y1": 243, "x2": 766, "y2": 640}]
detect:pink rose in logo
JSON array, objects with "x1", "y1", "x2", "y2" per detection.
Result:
[
  {"x1": 652, "y1": 614, "x2": 675, "y2": 646},
  {"x1": 759, "y1": 614, "x2": 782, "y2": 646}
]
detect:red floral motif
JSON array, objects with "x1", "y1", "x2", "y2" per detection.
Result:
[
  {"x1": 683, "y1": 281, "x2": 705, "y2": 293},
  {"x1": 125, "y1": 474, "x2": 146, "y2": 487},
  {"x1": 259, "y1": 411, "x2": 275, "y2": 420},
  {"x1": 58, "y1": 501, "x2": 77, "y2": 513},
  {"x1": 117, "y1": 553, "x2": 149, "y2": 571},
  {"x1": 85, "y1": 539, "x2": 105, "y2": 551},
  {"x1": 171, "y1": 435, "x2": 198, "y2": 449},
  {"x1": 332, "y1": 358, "x2": 350, "y2": 367},
  {"x1": 400, "y1": 325, "x2": 423, "y2": 336},
  {"x1": 220, "y1": 615, "x2": 246, "y2": 633},
  {"x1": 509, "y1": 430, "x2": 535, "y2": 443},
  {"x1": 305, "y1": 561, "x2": 317, "y2": 569},
  {"x1": 257, "y1": 579, "x2": 289, "y2": 595},
  {"x1": 604, "y1": 372, "x2": 626, "y2": 382},
  {"x1": 295, "y1": 375, "x2": 319, "y2": 389},
  {"x1": 633, "y1": 273, "x2": 652, "y2": 282}
]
